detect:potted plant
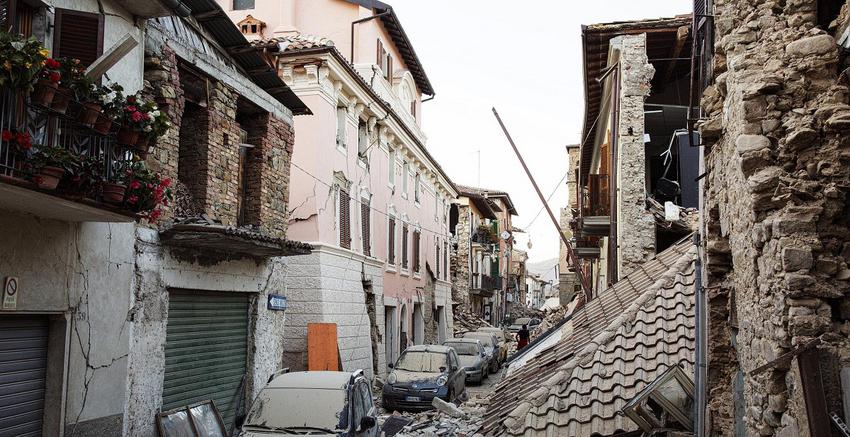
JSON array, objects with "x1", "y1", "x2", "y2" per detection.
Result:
[
  {"x1": 65, "y1": 153, "x2": 104, "y2": 199},
  {"x1": 134, "y1": 101, "x2": 169, "y2": 158},
  {"x1": 112, "y1": 92, "x2": 149, "y2": 145},
  {"x1": 1, "y1": 129, "x2": 33, "y2": 154},
  {"x1": 29, "y1": 145, "x2": 77, "y2": 190},
  {"x1": 48, "y1": 57, "x2": 87, "y2": 115},
  {"x1": 122, "y1": 161, "x2": 172, "y2": 221},
  {"x1": 71, "y1": 74, "x2": 109, "y2": 126},
  {"x1": 0, "y1": 32, "x2": 52, "y2": 98}
]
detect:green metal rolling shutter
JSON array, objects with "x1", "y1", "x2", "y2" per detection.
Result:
[
  {"x1": 0, "y1": 316, "x2": 48, "y2": 437},
  {"x1": 162, "y1": 292, "x2": 249, "y2": 430}
]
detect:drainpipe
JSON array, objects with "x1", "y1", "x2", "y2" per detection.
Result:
[
  {"x1": 694, "y1": 231, "x2": 706, "y2": 435},
  {"x1": 350, "y1": 11, "x2": 392, "y2": 64}
]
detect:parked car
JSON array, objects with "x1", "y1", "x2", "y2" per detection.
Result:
[
  {"x1": 382, "y1": 345, "x2": 466, "y2": 412},
  {"x1": 240, "y1": 369, "x2": 379, "y2": 436},
  {"x1": 476, "y1": 327, "x2": 508, "y2": 362},
  {"x1": 443, "y1": 338, "x2": 489, "y2": 384},
  {"x1": 507, "y1": 317, "x2": 540, "y2": 334},
  {"x1": 461, "y1": 331, "x2": 500, "y2": 372}
]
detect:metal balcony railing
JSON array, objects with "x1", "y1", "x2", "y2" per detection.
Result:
[
  {"x1": 471, "y1": 273, "x2": 501, "y2": 292},
  {"x1": 578, "y1": 173, "x2": 610, "y2": 217},
  {"x1": 0, "y1": 86, "x2": 133, "y2": 193}
]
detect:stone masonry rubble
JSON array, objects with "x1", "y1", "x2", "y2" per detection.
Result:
[{"x1": 700, "y1": 0, "x2": 850, "y2": 434}]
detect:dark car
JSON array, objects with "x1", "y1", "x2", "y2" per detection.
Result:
[
  {"x1": 382, "y1": 345, "x2": 466, "y2": 412},
  {"x1": 461, "y1": 331, "x2": 500, "y2": 372},
  {"x1": 443, "y1": 338, "x2": 488, "y2": 384}
]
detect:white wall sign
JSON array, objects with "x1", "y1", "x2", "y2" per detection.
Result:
[{"x1": 3, "y1": 277, "x2": 19, "y2": 310}]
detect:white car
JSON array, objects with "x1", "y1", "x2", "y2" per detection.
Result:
[{"x1": 240, "y1": 370, "x2": 379, "y2": 436}]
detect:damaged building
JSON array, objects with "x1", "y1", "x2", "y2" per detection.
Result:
[
  {"x1": 219, "y1": 0, "x2": 458, "y2": 379},
  {"x1": 571, "y1": 15, "x2": 700, "y2": 296},
  {"x1": 696, "y1": 0, "x2": 850, "y2": 434},
  {"x1": 0, "y1": 0, "x2": 311, "y2": 435}
]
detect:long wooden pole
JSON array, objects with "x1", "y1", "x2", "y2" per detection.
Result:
[{"x1": 492, "y1": 108, "x2": 591, "y2": 298}]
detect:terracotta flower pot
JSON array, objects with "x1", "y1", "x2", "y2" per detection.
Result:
[
  {"x1": 102, "y1": 183, "x2": 126, "y2": 204},
  {"x1": 134, "y1": 135, "x2": 151, "y2": 158},
  {"x1": 35, "y1": 166, "x2": 65, "y2": 190},
  {"x1": 32, "y1": 79, "x2": 58, "y2": 107},
  {"x1": 93, "y1": 113, "x2": 113, "y2": 135},
  {"x1": 77, "y1": 102, "x2": 102, "y2": 126},
  {"x1": 116, "y1": 126, "x2": 139, "y2": 145},
  {"x1": 50, "y1": 87, "x2": 72, "y2": 114}
]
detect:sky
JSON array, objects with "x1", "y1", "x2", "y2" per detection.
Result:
[{"x1": 388, "y1": 0, "x2": 691, "y2": 264}]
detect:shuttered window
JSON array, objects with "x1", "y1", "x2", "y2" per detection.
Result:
[
  {"x1": 436, "y1": 240, "x2": 440, "y2": 277},
  {"x1": 361, "y1": 199, "x2": 371, "y2": 257},
  {"x1": 443, "y1": 242, "x2": 449, "y2": 280},
  {"x1": 388, "y1": 217, "x2": 396, "y2": 264},
  {"x1": 0, "y1": 316, "x2": 48, "y2": 437},
  {"x1": 401, "y1": 224, "x2": 409, "y2": 269},
  {"x1": 53, "y1": 8, "x2": 104, "y2": 67},
  {"x1": 339, "y1": 188, "x2": 351, "y2": 249},
  {"x1": 162, "y1": 292, "x2": 249, "y2": 431},
  {"x1": 412, "y1": 231, "x2": 421, "y2": 274},
  {"x1": 377, "y1": 40, "x2": 393, "y2": 80}
]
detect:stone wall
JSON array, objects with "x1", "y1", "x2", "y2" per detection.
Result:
[
  {"x1": 451, "y1": 204, "x2": 471, "y2": 308},
  {"x1": 612, "y1": 34, "x2": 657, "y2": 279},
  {"x1": 701, "y1": 0, "x2": 850, "y2": 434}
]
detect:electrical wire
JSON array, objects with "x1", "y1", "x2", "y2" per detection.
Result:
[{"x1": 521, "y1": 171, "x2": 569, "y2": 230}]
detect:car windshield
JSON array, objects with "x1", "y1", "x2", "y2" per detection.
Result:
[
  {"x1": 444, "y1": 342, "x2": 479, "y2": 355},
  {"x1": 245, "y1": 387, "x2": 346, "y2": 431},
  {"x1": 463, "y1": 333, "x2": 493, "y2": 347},
  {"x1": 395, "y1": 351, "x2": 447, "y2": 372}
]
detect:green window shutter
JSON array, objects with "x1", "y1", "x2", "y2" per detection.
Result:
[{"x1": 162, "y1": 292, "x2": 249, "y2": 431}]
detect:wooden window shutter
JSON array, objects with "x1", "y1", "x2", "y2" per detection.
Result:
[
  {"x1": 386, "y1": 54, "x2": 393, "y2": 81},
  {"x1": 361, "y1": 199, "x2": 371, "y2": 257},
  {"x1": 388, "y1": 218, "x2": 396, "y2": 264},
  {"x1": 413, "y1": 231, "x2": 420, "y2": 273},
  {"x1": 402, "y1": 224, "x2": 408, "y2": 269},
  {"x1": 54, "y1": 8, "x2": 104, "y2": 67},
  {"x1": 436, "y1": 241, "x2": 440, "y2": 277},
  {"x1": 339, "y1": 188, "x2": 351, "y2": 249},
  {"x1": 444, "y1": 242, "x2": 448, "y2": 280}
]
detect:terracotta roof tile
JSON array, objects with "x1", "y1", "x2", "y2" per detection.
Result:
[
  {"x1": 482, "y1": 236, "x2": 696, "y2": 436},
  {"x1": 252, "y1": 33, "x2": 335, "y2": 52}
]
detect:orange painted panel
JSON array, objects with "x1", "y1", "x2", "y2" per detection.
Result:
[{"x1": 307, "y1": 323, "x2": 339, "y2": 371}]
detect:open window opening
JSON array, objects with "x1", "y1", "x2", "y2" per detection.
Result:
[{"x1": 235, "y1": 97, "x2": 265, "y2": 228}]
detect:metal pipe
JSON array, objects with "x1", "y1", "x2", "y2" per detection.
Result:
[
  {"x1": 694, "y1": 232, "x2": 706, "y2": 436},
  {"x1": 492, "y1": 108, "x2": 592, "y2": 298},
  {"x1": 350, "y1": 11, "x2": 392, "y2": 64}
]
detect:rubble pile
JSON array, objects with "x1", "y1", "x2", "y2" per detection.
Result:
[
  {"x1": 452, "y1": 308, "x2": 492, "y2": 335},
  {"x1": 391, "y1": 393, "x2": 490, "y2": 437},
  {"x1": 507, "y1": 305, "x2": 544, "y2": 320},
  {"x1": 531, "y1": 302, "x2": 571, "y2": 338}
]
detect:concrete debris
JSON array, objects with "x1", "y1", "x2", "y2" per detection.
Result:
[
  {"x1": 432, "y1": 397, "x2": 466, "y2": 418},
  {"x1": 389, "y1": 393, "x2": 490, "y2": 437},
  {"x1": 452, "y1": 308, "x2": 492, "y2": 335}
]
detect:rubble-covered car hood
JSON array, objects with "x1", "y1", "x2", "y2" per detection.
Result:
[
  {"x1": 241, "y1": 430, "x2": 339, "y2": 437},
  {"x1": 390, "y1": 369, "x2": 444, "y2": 385},
  {"x1": 458, "y1": 355, "x2": 484, "y2": 369}
]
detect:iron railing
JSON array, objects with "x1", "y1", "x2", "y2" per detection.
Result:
[
  {"x1": 0, "y1": 86, "x2": 132, "y2": 192},
  {"x1": 579, "y1": 173, "x2": 610, "y2": 217},
  {"x1": 472, "y1": 273, "x2": 501, "y2": 292}
]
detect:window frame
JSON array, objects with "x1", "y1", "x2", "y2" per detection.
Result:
[
  {"x1": 401, "y1": 223, "x2": 409, "y2": 271},
  {"x1": 338, "y1": 185, "x2": 351, "y2": 249},
  {"x1": 401, "y1": 161, "x2": 409, "y2": 199},
  {"x1": 361, "y1": 194, "x2": 371, "y2": 257},
  {"x1": 387, "y1": 215, "x2": 396, "y2": 267},
  {"x1": 336, "y1": 106, "x2": 348, "y2": 150},
  {"x1": 232, "y1": 0, "x2": 255, "y2": 10}
]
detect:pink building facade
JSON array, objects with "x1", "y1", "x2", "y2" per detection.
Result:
[{"x1": 219, "y1": 0, "x2": 457, "y2": 377}]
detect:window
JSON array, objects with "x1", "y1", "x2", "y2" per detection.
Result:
[
  {"x1": 233, "y1": 0, "x2": 254, "y2": 10},
  {"x1": 388, "y1": 148, "x2": 396, "y2": 186},
  {"x1": 387, "y1": 217, "x2": 396, "y2": 264},
  {"x1": 436, "y1": 240, "x2": 440, "y2": 277},
  {"x1": 358, "y1": 120, "x2": 369, "y2": 160},
  {"x1": 361, "y1": 197, "x2": 371, "y2": 257},
  {"x1": 336, "y1": 106, "x2": 347, "y2": 148},
  {"x1": 54, "y1": 8, "x2": 104, "y2": 67},
  {"x1": 339, "y1": 187, "x2": 351, "y2": 249},
  {"x1": 414, "y1": 173, "x2": 421, "y2": 203},
  {"x1": 236, "y1": 129, "x2": 255, "y2": 226},
  {"x1": 402, "y1": 162, "x2": 409, "y2": 197},
  {"x1": 377, "y1": 40, "x2": 393, "y2": 80},
  {"x1": 401, "y1": 224, "x2": 409, "y2": 270},
  {"x1": 412, "y1": 231, "x2": 421, "y2": 274},
  {"x1": 443, "y1": 241, "x2": 449, "y2": 280}
]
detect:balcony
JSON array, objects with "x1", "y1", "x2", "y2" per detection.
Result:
[
  {"x1": 471, "y1": 273, "x2": 502, "y2": 297},
  {"x1": 0, "y1": 87, "x2": 137, "y2": 222},
  {"x1": 578, "y1": 173, "x2": 611, "y2": 236},
  {"x1": 573, "y1": 236, "x2": 602, "y2": 259}
]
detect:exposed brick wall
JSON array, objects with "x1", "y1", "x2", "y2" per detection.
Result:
[
  {"x1": 701, "y1": 0, "x2": 850, "y2": 434},
  {"x1": 141, "y1": 46, "x2": 294, "y2": 237}
]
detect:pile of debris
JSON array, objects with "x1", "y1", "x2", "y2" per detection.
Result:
[
  {"x1": 452, "y1": 308, "x2": 492, "y2": 335},
  {"x1": 387, "y1": 395, "x2": 489, "y2": 437},
  {"x1": 530, "y1": 297, "x2": 576, "y2": 338},
  {"x1": 507, "y1": 305, "x2": 544, "y2": 320}
]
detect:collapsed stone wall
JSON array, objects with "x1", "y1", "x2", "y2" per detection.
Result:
[
  {"x1": 701, "y1": 0, "x2": 850, "y2": 434},
  {"x1": 451, "y1": 204, "x2": 471, "y2": 308}
]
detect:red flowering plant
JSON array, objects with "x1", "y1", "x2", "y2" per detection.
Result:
[
  {"x1": 39, "y1": 57, "x2": 62, "y2": 85},
  {"x1": 1, "y1": 129, "x2": 33, "y2": 153},
  {"x1": 121, "y1": 161, "x2": 172, "y2": 221},
  {"x1": 114, "y1": 93, "x2": 154, "y2": 131}
]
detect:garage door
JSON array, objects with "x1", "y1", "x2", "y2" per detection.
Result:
[
  {"x1": 162, "y1": 292, "x2": 249, "y2": 431},
  {"x1": 0, "y1": 316, "x2": 48, "y2": 437}
]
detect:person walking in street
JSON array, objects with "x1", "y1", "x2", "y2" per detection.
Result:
[{"x1": 517, "y1": 324, "x2": 530, "y2": 350}]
